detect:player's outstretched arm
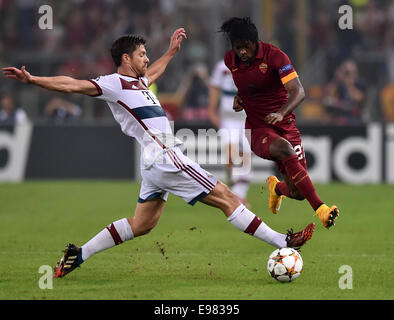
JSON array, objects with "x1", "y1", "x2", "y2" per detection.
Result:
[
  {"x1": 2, "y1": 66, "x2": 99, "y2": 96},
  {"x1": 145, "y1": 28, "x2": 187, "y2": 86}
]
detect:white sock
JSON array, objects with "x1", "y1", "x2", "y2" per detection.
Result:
[
  {"x1": 81, "y1": 218, "x2": 134, "y2": 261},
  {"x1": 227, "y1": 204, "x2": 287, "y2": 248}
]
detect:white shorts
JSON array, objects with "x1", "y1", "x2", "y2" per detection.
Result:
[
  {"x1": 138, "y1": 147, "x2": 218, "y2": 205},
  {"x1": 220, "y1": 118, "x2": 251, "y2": 153}
]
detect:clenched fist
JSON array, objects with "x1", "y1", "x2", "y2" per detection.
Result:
[{"x1": 233, "y1": 94, "x2": 244, "y2": 112}]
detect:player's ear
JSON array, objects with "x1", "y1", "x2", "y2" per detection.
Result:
[{"x1": 121, "y1": 53, "x2": 131, "y2": 64}]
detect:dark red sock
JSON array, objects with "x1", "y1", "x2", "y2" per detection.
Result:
[
  {"x1": 275, "y1": 182, "x2": 291, "y2": 197},
  {"x1": 282, "y1": 155, "x2": 323, "y2": 211}
]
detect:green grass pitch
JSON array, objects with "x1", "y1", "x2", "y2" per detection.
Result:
[{"x1": 0, "y1": 181, "x2": 393, "y2": 300}]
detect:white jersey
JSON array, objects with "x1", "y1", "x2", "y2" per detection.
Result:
[
  {"x1": 210, "y1": 60, "x2": 249, "y2": 152},
  {"x1": 89, "y1": 73, "x2": 217, "y2": 205},
  {"x1": 210, "y1": 60, "x2": 245, "y2": 121},
  {"x1": 89, "y1": 73, "x2": 182, "y2": 168}
]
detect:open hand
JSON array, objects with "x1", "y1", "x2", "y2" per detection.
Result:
[
  {"x1": 168, "y1": 28, "x2": 187, "y2": 55},
  {"x1": 2, "y1": 66, "x2": 33, "y2": 84}
]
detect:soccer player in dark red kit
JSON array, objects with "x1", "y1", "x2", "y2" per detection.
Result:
[{"x1": 220, "y1": 17, "x2": 339, "y2": 229}]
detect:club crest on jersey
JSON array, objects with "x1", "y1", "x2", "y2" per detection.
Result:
[
  {"x1": 120, "y1": 78, "x2": 145, "y2": 90},
  {"x1": 259, "y1": 63, "x2": 268, "y2": 74}
]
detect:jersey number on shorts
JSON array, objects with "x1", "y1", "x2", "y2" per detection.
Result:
[{"x1": 294, "y1": 144, "x2": 304, "y2": 160}]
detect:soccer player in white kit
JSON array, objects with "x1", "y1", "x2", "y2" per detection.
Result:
[
  {"x1": 3, "y1": 28, "x2": 314, "y2": 278},
  {"x1": 208, "y1": 60, "x2": 251, "y2": 206}
]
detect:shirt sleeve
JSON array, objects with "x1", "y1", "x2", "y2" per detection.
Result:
[
  {"x1": 88, "y1": 74, "x2": 118, "y2": 102},
  {"x1": 224, "y1": 50, "x2": 235, "y2": 71},
  {"x1": 272, "y1": 49, "x2": 299, "y2": 85}
]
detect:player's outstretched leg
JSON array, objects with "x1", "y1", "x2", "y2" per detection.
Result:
[
  {"x1": 285, "y1": 222, "x2": 315, "y2": 251},
  {"x1": 266, "y1": 175, "x2": 285, "y2": 214},
  {"x1": 202, "y1": 181, "x2": 314, "y2": 250}
]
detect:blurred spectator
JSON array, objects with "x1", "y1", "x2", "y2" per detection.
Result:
[
  {"x1": 322, "y1": 59, "x2": 367, "y2": 125},
  {"x1": 45, "y1": 97, "x2": 82, "y2": 123},
  {"x1": 176, "y1": 63, "x2": 210, "y2": 123},
  {"x1": 0, "y1": 93, "x2": 28, "y2": 125},
  {"x1": 299, "y1": 86, "x2": 329, "y2": 123}
]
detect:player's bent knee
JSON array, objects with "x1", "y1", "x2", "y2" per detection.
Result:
[{"x1": 270, "y1": 138, "x2": 295, "y2": 161}]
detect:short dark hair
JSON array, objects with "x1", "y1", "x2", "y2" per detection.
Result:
[
  {"x1": 219, "y1": 17, "x2": 259, "y2": 46},
  {"x1": 110, "y1": 35, "x2": 146, "y2": 67}
]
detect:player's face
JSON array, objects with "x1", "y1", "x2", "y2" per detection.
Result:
[
  {"x1": 128, "y1": 45, "x2": 150, "y2": 77},
  {"x1": 232, "y1": 40, "x2": 256, "y2": 63}
]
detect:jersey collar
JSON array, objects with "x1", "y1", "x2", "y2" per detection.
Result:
[{"x1": 117, "y1": 73, "x2": 139, "y2": 79}]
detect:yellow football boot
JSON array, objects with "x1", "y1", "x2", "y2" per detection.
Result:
[
  {"x1": 266, "y1": 176, "x2": 285, "y2": 214},
  {"x1": 315, "y1": 204, "x2": 339, "y2": 229}
]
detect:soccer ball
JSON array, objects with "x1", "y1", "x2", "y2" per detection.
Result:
[{"x1": 267, "y1": 247, "x2": 303, "y2": 282}]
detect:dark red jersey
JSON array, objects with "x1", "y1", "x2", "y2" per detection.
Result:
[{"x1": 224, "y1": 41, "x2": 299, "y2": 129}]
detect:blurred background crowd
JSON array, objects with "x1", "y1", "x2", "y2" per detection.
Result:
[{"x1": 0, "y1": 0, "x2": 393, "y2": 126}]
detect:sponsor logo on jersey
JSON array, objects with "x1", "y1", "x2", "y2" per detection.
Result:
[{"x1": 279, "y1": 64, "x2": 293, "y2": 74}]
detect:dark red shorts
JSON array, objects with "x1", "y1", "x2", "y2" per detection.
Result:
[{"x1": 249, "y1": 119, "x2": 307, "y2": 174}]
